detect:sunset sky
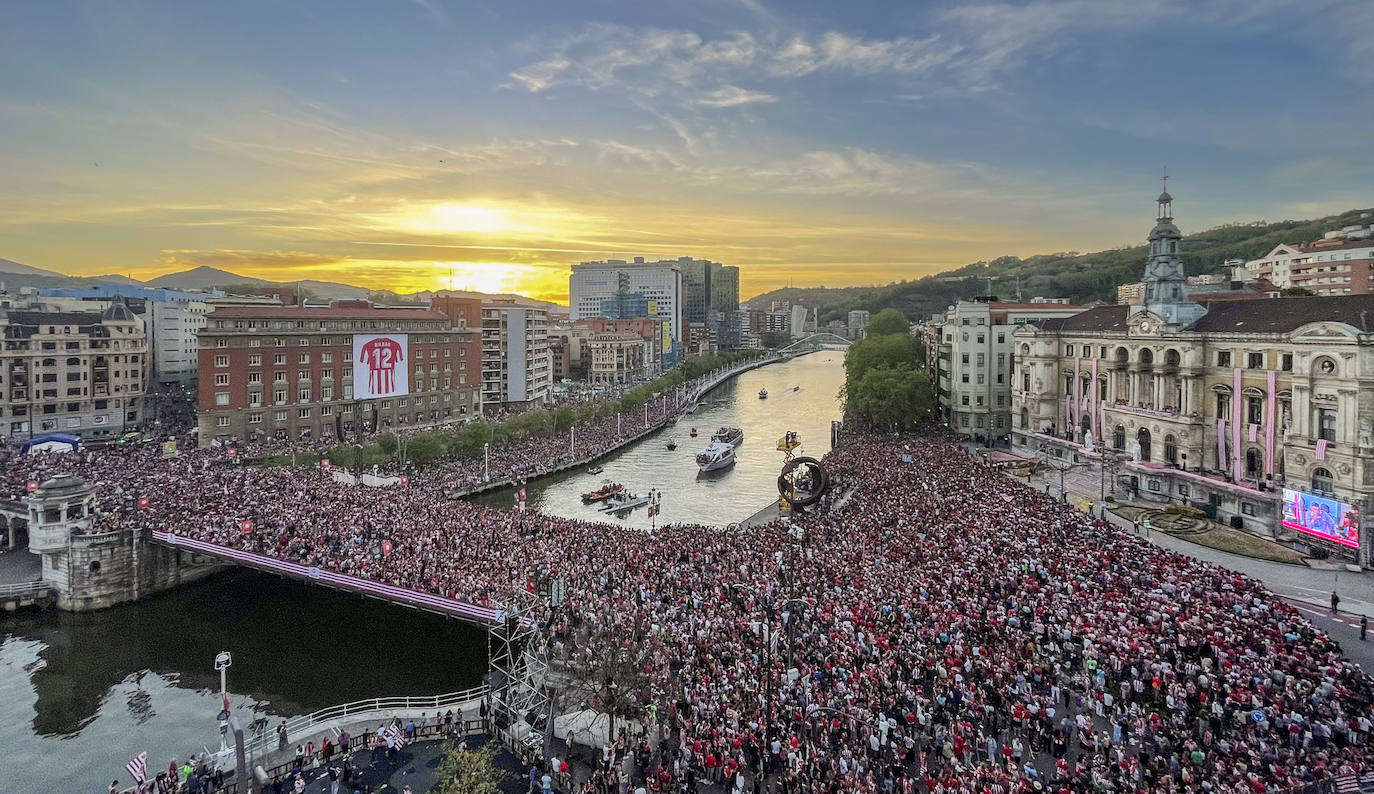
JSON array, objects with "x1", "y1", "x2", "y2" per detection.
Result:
[{"x1": 1, "y1": 0, "x2": 1371, "y2": 303}]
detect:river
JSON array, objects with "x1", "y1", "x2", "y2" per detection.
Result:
[
  {"x1": 474, "y1": 352, "x2": 845, "y2": 528},
  {"x1": 0, "y1": 352, "x2": 843, "y2": 793}
]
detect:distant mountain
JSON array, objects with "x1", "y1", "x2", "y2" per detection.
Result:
[
  {"x1": 0, "y1": 257, "x2": 65, "y2": 278},
  {"x1": 144, "y1": 266, "x2": 369, "y2": 300},
  {"x1": 92, "y1": 274, "x2": 147, "y2": 285},
  {"x1": 748, "y1": 207, "x2": 1374, "y2": 325}
]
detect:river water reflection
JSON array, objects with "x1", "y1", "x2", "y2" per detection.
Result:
[{"x1": 1, "y1": 568, "x2": 487, "y2": 793}]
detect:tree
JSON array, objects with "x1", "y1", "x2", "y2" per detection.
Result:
[
  {"x1": 1281, "y1": 286, "x2": 1315, "y2": 296},
  {"x1": 848, "y1": 365, "x2": 935, "y2": 430},
  {"x1": 844, "y1": 333, "x2": 921, "y2": 389},
  {"x1": 451, "y1": 421, "x2": 494, "y2": 459},
  {"x1": 434, "y1": 741, "x2": 506, "y2": 794},
  {"x1": 866, "y1": 307, "x2": 910, "y2": 337}
]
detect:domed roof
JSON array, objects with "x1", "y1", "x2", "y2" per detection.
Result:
[
  {"x1": 102, "y1": 299, "x2": 135, "y2": 322},
  {"x1": 1157, "y1": 190, "x2": 1173, "y2": 204},
  {"x1": 36, "y1": 473, "x2": 91, "y2": 497}
]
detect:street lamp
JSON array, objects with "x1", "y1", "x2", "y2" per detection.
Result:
[{"x1": 214, "y1": 651, "x2": 232, "y2": 752}]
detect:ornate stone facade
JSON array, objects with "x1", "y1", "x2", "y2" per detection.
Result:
[{"x1": 1013, "y1": 190, "x2": 1374, "y2": 563}]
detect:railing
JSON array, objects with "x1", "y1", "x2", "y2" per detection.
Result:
[
  {"x1": 0, "y1": 580, "x2": 56, "y2": 599},
  {"x1": 232, "y1": 685, "x2": 488, "y2": 763}
]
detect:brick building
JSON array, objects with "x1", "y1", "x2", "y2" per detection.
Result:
[{"x1": 195, "y1": 303, "x2": 480, "y2": 446}]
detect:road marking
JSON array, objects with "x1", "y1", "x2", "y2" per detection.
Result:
[{"x1": 1288, "y1": 602, "x2": 1363, "y2": 629}]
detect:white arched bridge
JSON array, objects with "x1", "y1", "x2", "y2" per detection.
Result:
[{"x1": 778, "y1": 332, "x2": 854, "y2": 353}]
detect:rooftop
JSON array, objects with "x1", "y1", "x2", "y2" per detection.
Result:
[
  {"x1": 206, "y1": 305, "x2": 451, "y2": 322},
  {"x1": 1038, "y1": 294, "x2": 1374, "y2": 334}
]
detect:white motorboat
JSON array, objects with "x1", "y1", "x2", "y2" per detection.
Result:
[
  {"x1": 597, "y1": 492, "x2": 651, "y2": 513},
  {"x1": 695, "y1": 441, "x2": 736, "y2": 473}
]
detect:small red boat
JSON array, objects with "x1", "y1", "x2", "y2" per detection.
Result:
[{"x1": 581, "y1": 482, "x2": 625, "y2": 503}]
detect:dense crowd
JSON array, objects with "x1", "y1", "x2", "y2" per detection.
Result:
[{"x1": 9, "y1": 418, "x2": 1374, "y2": 792}]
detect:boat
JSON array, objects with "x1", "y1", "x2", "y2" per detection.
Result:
[
  {"x1": 792, "y1": 385, "x2": 800, "y2": 392},
  {"x1": 695, "y1": 442, "x2": 736, "y2": 473},
  {"x1": 758, "y1": 388, "x2": 768, "y2": 399},
  {"x1": 587, "y1": 465, "x2": 604, "y2": 475},
  {"x1": 666, "y1": 439, "x2": 677, "y2": 451},
  {"x1": 581, "y1": 482, "x2": 624, "y2": 503},
  {"x1": 689, "y1": 427, "x2": 698, "y2": 437},
  {"x1": 712, "y1": 427, "x2": 744, "y2": 447},
  {"x1": 597, "y1": 491, "x2": 651, "y2": 513}
]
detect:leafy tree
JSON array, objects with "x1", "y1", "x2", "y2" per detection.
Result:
[
  {"x1": 434, "y1": 741, "x2": 506, "y2": 794},
  {"x1": 402, "y1": 432, "x2": 448, "y2": 467},
  {"x1": 844, "y1": 333, "x2": 922, "y2": 388},
  {"x1": 451, "y1": 420, "x2": 494, "y2": 459},
  {"x1": 848, "y1": 365, "x2": 935, "y2": 430},
  {"x1": 1281, "y1": 286, "x2": 1315, "y2": 296},
  {"x1": 377, "y1": 433, "x2": 399, "y2": 456},
  {"x1": 866, "y1": 307, "x2": 910, "y2": 336}
]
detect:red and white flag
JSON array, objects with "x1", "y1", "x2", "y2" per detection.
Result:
[
  {"x1": 381, "y1": 539, "x2": 393, "y2": 556},
  {"x1": 321, "y1": 458, "x2": 332, "y2": 470},
  {"x1": 138, "y1": 495, "x2": 150, "y2": 511},
  {"x1": 25, "y1": 480, "x2": 38, "y2": 494},
  {"x1": 238, "y1": 518, "x2": 253, "y2": 534},
  {"x1": 126, "y1": 751, "x2": 149, "y2": 784}
]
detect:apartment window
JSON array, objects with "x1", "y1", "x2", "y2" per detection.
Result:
[
  {"x1": 1022, "y1": 373, "x2": 1030, "y2": 392},
  {"x1": 321, "y1": 369, "x2": 333, "y2": 380},
  {"x1": 1312, "y1": 466, "x2": 1334, "y2": 494},
  {"x1": 214, "y1": 355, "x2": 229, "y2": 367},
  {"x1": 275, "y1": 410, "x2": 287, "y2": 422},
  {"x1": 1216, "y1": 351, "x2": 1231, "y2": 367},
  {"x1": 216, "y1": 338, "x2": 228, "y2": 348},
  {"x1": 247, "y1": 413, "x2": 262, "y2": 424},
  {"x1": 248, "y1": 355, "x2": 262, "y2": 366},
  {"x1": 1281, "y1": 353, "x2": 1293, "y2": 372},
  {"x1": 1066, "y1": 345, "x2": 1074, "y2": 356},
  {"x1": 976, "y1": 334, "x2": 984, "y2": 344},
  {"x1": 961, "y1": 353, "x2": 969, "y2": 365},
  {"x1": 961, "y1": 395, "x2": 970, "y2": 406},
  {"x1": 1246, "y1": 396, "x2": 1263, "y2": 425},
  {"x1": 274, "y1": 388, "x2": 286, "y2": 404},
  {"x1": 961, "y1": 373, "x2": 970, "y2": 384},
  {"x1": 320, "y1": 405, "x2": 334, "y2": 416},
  {"x1": 975, "y1": 395, "x2": 984, "y2": 406},
  {"x1": 214, "y1": 373, "x2": 230, "y2": 386},
  {"x1": 298, "y1": 387, "x2": 311, "y2": 402},
  {"x1": 299, "y1": 353, "x2": 310, "y2": 364},
  {"x1": 1215, "y1": 392, "x2": 1230, "y2": 420},
  {"x1": 249, "y1": 338, "x2": 261, "y2": 348},
  {"x1": 274, "y1": 370, "x2": 285, "y2": 383},
  {"x1": 322, "y1": 386, "x2": 333, "y2": 401},
  {"x1": 248, "y1": 372, "x2": 261, "y2": 384},
  {"x1": 298, "y1": 407, "x2": 311, "y2": 419},
  {"x1": 1247, "y1": 352, "x2": 1264, "y2": 369},
  {"x1": 976, "y1": 374, "x2": 985, "y2": 385},
  {"x1": 215, "y1": 416, "x2": 230, "y2": 427},
  {"x1": 215, "y1": 393, "x2": 229, "y2": 406},
  {"x1": 322, "y1": 352, "x2": 333, "y2": 363},
  {"x1": 248, "y1": 392, "x2": 262, "y2": 407},
  {"x1": 298, "y1": 338, "x2": 310, "y2": 346},
  {"x1": 274, "y1": 354, "x2": 286, "y2": 365}
]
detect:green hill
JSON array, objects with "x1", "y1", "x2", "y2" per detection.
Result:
[{"x1": 748, "y1": 207, "x2": 1374, "y2": 324}]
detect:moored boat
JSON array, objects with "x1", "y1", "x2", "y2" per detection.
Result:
[
  {"x1": 587, "y1": 465, "x2": 604, "y2": 475},
  {"x1": 758, "y1": 388, "x2": 768, "y2": 399}
]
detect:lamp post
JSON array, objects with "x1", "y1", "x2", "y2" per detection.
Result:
[
  {"x1": 483, "y1": 442, "x2": 490, "y2": 482},
  {"x1": 214, "y1": 651, "x2": 232, "y2": 753}
]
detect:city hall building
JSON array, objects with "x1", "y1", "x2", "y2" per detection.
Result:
[
  {"x1": 1013, "y1": 188, "x2": 1374, "y2": 563},
  {"x1": 196, "y1": 302, "x2": 480, "y2": 446}
]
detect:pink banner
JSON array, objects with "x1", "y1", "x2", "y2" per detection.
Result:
[
  {"x1": 1247, "y1": 424, "x2": 1259, "y2": 443},
  {"x1": 1073, "y1": 358, "x2": 1082, "y2": 432},
  {"x1": 1217, "y1": 420, "x2": 1228, "y2": 470},
  {"x1": 1317, "y1": 439, "x2": 1329, "y2": 461},
  {"x1": 1090, "y1": 358, "x2": 1100, "y2": 447},
  {"x1": 1099, "y1": 401, "x2": 1107, "y2": 450},
  {"x1": 1231, "y1": 368, "x2": 1244, "y2": 482},
  {"x1": 1264, "y1": 370, "x2": 1277, "y2": 477}
]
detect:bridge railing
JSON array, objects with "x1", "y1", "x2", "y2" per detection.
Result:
[
  {"x1": 231, "y1": 685, "x2": 489, "y2": 766},
  {"x1": 0, "y1": 580, "x2": 54, "y2": 599}
]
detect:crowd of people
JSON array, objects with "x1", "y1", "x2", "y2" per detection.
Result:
[{"x1": 9, "y1": 406, "x2": 1374, "y2": 792}]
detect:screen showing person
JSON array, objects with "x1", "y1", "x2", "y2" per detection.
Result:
[{"x1": 1282, "y1": 488, "x2": 1359, "y2": 548}]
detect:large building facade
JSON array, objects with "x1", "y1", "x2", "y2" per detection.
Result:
[
  {"x1": 0, "y1": 304, "x2": 147, "y2": 441},
  {"x1": 481, "y1": 300, "x2": 551, "y2": 411},
  {"x1": 43, "y1": 285, "x2": 215, "y2": 384},
  {"x1": 935, "y1": 299, "x2": 1083, "y2": 443},
  {"x1": 1013, "y1": 189, "x2": 1374, "y2": 563},
  {"x1": 570, "y1": 259, "x2": 682, "y2": 357},
  {"x1": 195, "y1": 304, "x2": 479, "y2": 445}
]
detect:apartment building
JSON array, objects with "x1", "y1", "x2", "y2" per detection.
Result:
[{"x1": 481, "y1": 299, "x2": 551, "y2": 411}]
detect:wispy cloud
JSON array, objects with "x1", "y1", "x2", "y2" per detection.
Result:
[{"x1": 695, "y1": 85, "x2": 779, "y2": 107}]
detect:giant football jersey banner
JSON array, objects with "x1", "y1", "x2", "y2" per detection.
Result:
[{"x1": 353, "y1": 334, "x2": 409, "y2": 398}]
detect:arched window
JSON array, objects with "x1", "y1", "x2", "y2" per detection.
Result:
[
  {"x1": 1312, "y1": 467, "x2": 1334, "y2": 494},
  {"x1": 1139, "y1": 348, "x2": 1154, "y2": 366},
  {"x1": 1245, "y1": 448, "x2": 1263, "y2": 480},
  {"x1": 1164, "y1": 348, "x2": 1181, "y2": 368},
  {"x1": 1137, "y1": 427, "x2": 1152, "y2": 461},
  {"x1": 1113, "y1": 425, "x2": 1125, "y2": 451}
]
